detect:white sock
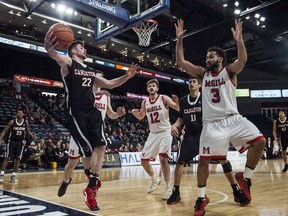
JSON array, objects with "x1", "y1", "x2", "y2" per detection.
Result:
[
  {"x1": 64, "y1": 178, "x2": 70, "y2": 183},
  {"x1": 243, "y1": 167, "x2": 254, "y2": 179},
  {"x1": 0, "y1": 170, "x2": 4, "y2": 175},
  {"x1": 198, "y1": 186, "x2": 206, "y2": 198},
  {"x1": 165, "y1": 182, "x2": 170, "y2": 189}
]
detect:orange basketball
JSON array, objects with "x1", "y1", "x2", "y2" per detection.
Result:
[{"x1": 49, "y1": 23, "x2": 74, "y2": 51}]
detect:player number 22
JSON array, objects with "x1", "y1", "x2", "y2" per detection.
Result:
[
  {"x1": 82, "y1": 78, "x2": 92, "y2": 87},
  {"x1": 211, "y1": 88, "x2": 220, "y2": 103},
  {"x1": 150, "y1": 112, "x2": 160, "y2": 124}
]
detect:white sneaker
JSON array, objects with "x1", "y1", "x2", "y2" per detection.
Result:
[
  {"x1": 10, "y1": 175, "x2": 17, "y2": 183},
  {"x1": 162, "y1": 189, "x2": 172, "y2": 200},
  {"x1": 147, "y1": 178, "x2": 161, "y2": 193},
  {"x1": 0, "y1": 174, "x2": 3, "y2": 183}
]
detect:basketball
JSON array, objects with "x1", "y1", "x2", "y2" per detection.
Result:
[{"x1": 49, "y1": 23, "x2": 74, "y2": 50}]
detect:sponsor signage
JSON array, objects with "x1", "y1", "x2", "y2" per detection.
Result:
[
  {"x1": 14, "y1": 74, "x2": 64, "y2": 88},
  {"x1": 126, "y1": 92, "x2": 148, "y2": 100},
  {"x1": 103, "y1": 153, "x2": 121, "y2": 167},
  {"x1": 282, "y1": 89, "x2": 288, "y2": 97},
  {"x1": 250, "y1": 90, "x2": 281, "y2": 98},
  {"x1": 119, "y1": 152, "x2": 160, "y2": 166},
  {"x1": 235, "y1": 89, "x2": 250, "y2": 97}
]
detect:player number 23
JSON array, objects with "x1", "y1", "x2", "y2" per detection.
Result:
[
  {"x1": 211, "y1": 88, "x2": 220, "y2": 103},
  {"x1": 82, "y1": 78, "x2": 92, "y2": 87}
]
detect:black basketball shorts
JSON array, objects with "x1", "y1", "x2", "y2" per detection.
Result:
[
  {"x1": 176, "y1": 133, "x2": 201, "y2": 164},
  {"x1": 66, "y1": 107, "x2": 107, "y2": 158}
]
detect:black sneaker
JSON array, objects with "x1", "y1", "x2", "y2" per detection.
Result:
[
  {"x1": 235, "y1": 172, "x2": 252, "y2": 206},
  {"x1": 233, "y1": 189, "x2": 250, "y2": 205},
  {"x1": 282, "y1": 164, "x2": 288, "y2": 173},
  {"x1": 167, "y1": 192, "x2": 181, "y2": 205},
  {"x1": 194, "y1": 196, "x2": 209, "y2": 216},
  {"x1": 58, "y1": 177, "x2": 72, "y2": 197}
]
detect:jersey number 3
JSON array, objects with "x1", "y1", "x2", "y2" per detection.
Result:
[
  {"x1": 211, "y1": 88, "x2": 220, "y2": 103},
  {"x1": 82, "y1": 78, "x2": 92, "y2": 87},
  {"x1": 150, "y1": 112, "x2": 160, "y2": 124}
]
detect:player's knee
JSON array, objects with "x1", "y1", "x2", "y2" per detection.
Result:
[{"x1": 222, "y1": 161, "x2": 232, "y2": 173}]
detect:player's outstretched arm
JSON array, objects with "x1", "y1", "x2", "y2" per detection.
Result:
[
  {"x1": 228, "y1": 19, "x2": 247, "y2": 75},
  {"x1": 175, "y1": 19, "x2": 205, "y2": 78},
  {"x1": 0, "y1": 120, "x2": 13, "y2": 143},
  {"x1": 131, "y1": 100, "x2": 146, "y2": 120},
  {"x1": 94, "y1": 63, "x2": 139, "y2": 89},
  {"x1": 44, "y1": 30, "x2": 71, "y2": 68},
  {"x1": 163, "y1": 95, "x2": 180, "y2": 111},
  {"x1": 106, "y1": 96, "x2": 126, "y2": 119}
]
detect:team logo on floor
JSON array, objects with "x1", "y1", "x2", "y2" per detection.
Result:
[{"x1": 0, "y1": 189, "x2": 95, "y2": 215}]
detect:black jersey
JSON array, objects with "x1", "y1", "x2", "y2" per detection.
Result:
[
  {"x1": 179, "y1": 93, "x2": 202, "y2": 135},
  {"x1": 9, "y1": 118, "x2": 26, "y2": 141},
  {"x1": 63, "y1": 60, "x2": 98, "y2": 110},
  {"x1": 276, "y1": 117, "x2": 288, "y2": 137}
]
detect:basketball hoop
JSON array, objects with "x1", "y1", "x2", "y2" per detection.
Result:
[{"x1": 132, "y1": 19, "x2": 158, "y2": 47}]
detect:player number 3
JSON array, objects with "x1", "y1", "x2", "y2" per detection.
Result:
[{"x1": 211, "y1": 88, "x2": 220, "y2": 103}]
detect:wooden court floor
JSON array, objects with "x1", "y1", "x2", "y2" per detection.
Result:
[{"x1": 1, "y1": 159, "x2": 288, "y2": 216}]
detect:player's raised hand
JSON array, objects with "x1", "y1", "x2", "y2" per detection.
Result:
[
  {"x1": 116, "y1": 106, "x2": 126, "y2": 117},
  {"x1": 231, "y1": 18, "x2": 243, "y2": 43},
  {"x1": 126, "y1": 63, "x2": 139, "y2": 78},
  {"x1": 175, "y1": 19, "x2": 186, "y2": 40},
  {"x1": 44, "y1": 30, "x2": 58, "y2": 52}
]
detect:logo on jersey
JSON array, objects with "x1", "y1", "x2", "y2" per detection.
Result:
[
  {"x1": 146, "y1": 105, "x2": 162, "y2": 113},
  {"x1": 204, "y1": 78, "x2": 225, "y2": 87},
  {"x1": 95, "y1": 103, "x2": 106, "y2": 110},
  {"x1": 74, "y1": 69, "x2": 97, "y2": 77},
  {"x1": 202, "y1": 147, "x2": 210, "y2": 154}
]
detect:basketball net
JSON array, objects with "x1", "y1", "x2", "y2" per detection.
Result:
[{"x1": 132, "y1": 19, "x2": 158, "y2": 47}]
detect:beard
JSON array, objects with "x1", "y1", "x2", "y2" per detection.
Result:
[
  {"x1": 149, "y1": 90, "x2": 156, "y2": 96},
  {"x1": 206, "y1": 61, "x2": 219, "y2": 72}
]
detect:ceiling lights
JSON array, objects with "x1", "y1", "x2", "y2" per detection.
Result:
[{"x1": 51, "y1": 2, "x2": 77, "y2": 16}]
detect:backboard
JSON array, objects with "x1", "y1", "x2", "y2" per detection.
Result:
[{"x1": 94, "y1": 0, "x2": 170, "y2": 42}]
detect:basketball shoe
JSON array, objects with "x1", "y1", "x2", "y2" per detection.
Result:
[
  {"x1": 83, "y1": 180, "x2": 102, "y2": 211},
  {"x1": 235, "y1": 172, "x2": 251, "y2": 206},
  {"x1": 233, "y1": 188, "x2": 250, "y2": 205},
  {"x1": 167, "y1": 191, "x2": 181, "y2": 205},
  {"x1": 147, "y1": 178, "x2": 161, "y2": 193},
  {"x1": 162, "y1": 188, "x2": 172, "y2": 200},
  {"x1": 58, "y1": 177, "x2": 72, "y2": 197},
  {"x1": 10, "y1": 174, "x2": 17, "y2": 183},
  {"x1": 282, "y1": 163, "x2": 288, "y2": 173},
  {"x1": 194, "y1": 196, "x2": 209, "y2": 216}
]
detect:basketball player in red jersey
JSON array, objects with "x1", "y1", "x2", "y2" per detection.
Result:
[
  {"x1": 131, "y1": 79, "x2": 179, "y2": 200},
  {"x1": 44, "y1": 29, "x2": 138, "y2": 211},
  {"x1": 57, "y1": 72, "x2": 126, "y2": 197},
  {"x1": 273, "y1": 110, "x2": 288, "y2": 172},
  {"x1": 175, "y1": 19, "x2": 266, "y2": 216}
]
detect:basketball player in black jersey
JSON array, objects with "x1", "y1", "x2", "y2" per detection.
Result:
[
  {"x1": 167, "y1": 77, "x2": 246, "y2": 205},
  {"x1": 273, "y1": 110, "x2": 288, "y2": 172},
  {"x1": 0, "y1": 109, "x2": 35, "y2": 183},
  {"x1": 44, "y1": 30, "x2": 138, "y2": 211}
]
